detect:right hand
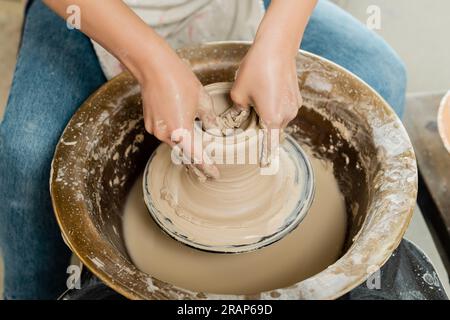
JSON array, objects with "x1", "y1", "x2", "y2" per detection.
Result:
[{"x1": 137, "y1": 45, "x2": 219, "y2": 179}]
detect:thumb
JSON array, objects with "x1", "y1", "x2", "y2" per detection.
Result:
[
  {"x1": 259, "y1": 119, "x2": 281, "y2": 175},
  {"x1": 196, "y1": 87, "x2": 218, "y2": 131},
  {"x1": 170, "y1": 127, "x2": 220, "y2": 181},
  {"x1": 230, "y1": 81, "x2": 251, "y2": 111}
]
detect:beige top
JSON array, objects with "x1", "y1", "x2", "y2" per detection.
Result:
[{"x1": 92, "y1": 0, "x2": 265, "y2": 79}]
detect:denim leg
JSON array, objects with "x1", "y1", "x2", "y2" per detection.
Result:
[
  {"x1": 263, "y1": 0, "x2": 407, "y2": 117},
  {"x1": 0, "y1": 0, "x2": 105, "y2": 299}
]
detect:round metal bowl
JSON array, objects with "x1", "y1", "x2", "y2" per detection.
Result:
[
  {"x1": 50, "y1": 42, "x2": 417, "y2": 299},
  {"x1": 142, "y1": 134, "x2": 315, "y2": 254}
]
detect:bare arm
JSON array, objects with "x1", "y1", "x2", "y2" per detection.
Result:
[
  {"x1": 44, "y1": 0, "x2": 219, "y2": 179},
  {"x1": 232, "y1": 0, "x2": 317, "y2": 129},
  {"x1": 256, "y1": 0, "x2": 317, "y2": 58},
  {"x1": 44, "y1": 0, "x2": 167, "y2": 82}
]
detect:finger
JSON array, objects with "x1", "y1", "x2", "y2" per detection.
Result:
[
  {"x1": 152, "y1": 119, "x2": 170, "y2": 142},
  {"x1": 230, "y1": 83, "x2": 251, "y2": 111},
  {"x1": 168, "y1": 129, "x2": 207, "y2": 181},
  {"x1": 144, "y1": 122, "x2": 153, "y2": 135},
  {"x1": 260, "y1": 125, "x2": 281, "y2": 176},
  {"x1": 142, "y1": 102, "x2": 154, "y2": 134},
  {"x1": 171, "y1": 128, "x2": 220, "y2": 181},
  {"x1": 187, "y1": 164, "x2": 209, "y2": 182},
  {"x1": 196, "y1": 87, "x2": 218, "y2": 131},
  {"x1": 183, "y1": 138, "x2": 220, "y2": 181},
  {"x1": 143, "y1": 114, "x2": 154, "y2": 135},
  {"x1": 165, "y1": 136, "x2": 210, "y2": 182},
  {"x1": 217, "y1": 105, "x2": 251, "y2": 134},
  {"x1": 281, "y1": 89, "x2": 303, "y2": 129},
  {"x1": 259, "y1": 118, "x2": 281, "y2": 169},
  {"x1": 281, "y1": 108, "x2": 299, "y2": 129},
  {"x1": 251, "y1": 93, "x2": 283, "y2": 167}
]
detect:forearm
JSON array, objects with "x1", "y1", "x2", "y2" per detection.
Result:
[
  {"x1": 255, "y1": 0, "x2": 317, "y2": 57},
  {"x1": 43, "y1": 0, "x2": 175, "y2": 83}
]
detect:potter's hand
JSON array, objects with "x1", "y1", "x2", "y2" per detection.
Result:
[
  {"x1": 231, "y1": 0, "x2": 318, "y2": 130},
  {"x1": 231, "y1": 42, "x2": 301, "y2": 131},
  {"x1": 43, "y1": 0, "x2": 218, "y2": 180},
  {"x1": 230, "y1": 0, "x2": 316, "y2": 166},
  {"x1": 231, "y1": 43, "x2": 301, "y2": 167},
  {"x1": 139, "y1": 48, "x2": 204, "y2": 142},
  {"x1": 139, "y1": 46, "x2": 219, "y2": 180}
]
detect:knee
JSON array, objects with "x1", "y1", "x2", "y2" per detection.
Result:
[
  {"x1": 333, "y1": 33, "x2": 407, "y2": 117},
  {"x1": 362, "y1": 40, "x2": 407, "y2": 117},
  {"x1": 383, "y1": 50, "x2": 407, "y2": 117},
  {"x1": 303, "y1": 0, "x2": 407, "y2": 117},
  {"x1": 0, "y1": 116, "x2": 63, "y2": 254},
  {"x1": 0, "y1": 119, "x2": 55, "y2": 184},
  {"x1": 332, "y1": 25, "x2": 407, "y2": 116}
]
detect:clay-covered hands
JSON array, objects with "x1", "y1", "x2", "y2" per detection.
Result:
[
  {"x1": 231, "y1": 42, "x2": 302, "y2": 131},
  {"x1": 137, "y1": 44, "x2": 219, "y2": 180},
  {"x1": 43, "y1": 0, "x2": 315, "y2": 179},
  {"x1": 229, "y1": 0, "x2": 317, "y2": 166},
  {"x1": 230, "y1": 0, "x2": 318, "y2": 132},
  {"x1": 138, "y1": 49, "x2": 202, "y2": 143},
  {"x1": 230, "y1": 41, "x2": 302, "y2": 168},
  {"x1": 230, "y1": 0, "x2": 318, "y2": 131},
  {"x1": 42, "y1": 0, "x2": 220, "y2": 180}
]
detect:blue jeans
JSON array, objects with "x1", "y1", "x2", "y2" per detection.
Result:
[{"x1": 0, "y1": 0, "x2": 406, "y2": 299}]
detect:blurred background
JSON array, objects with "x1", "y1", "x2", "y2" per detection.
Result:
[{"x1": 1, "y1": 0, "x2": 449, "y2": 298}]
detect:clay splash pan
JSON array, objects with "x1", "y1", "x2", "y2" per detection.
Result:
[{"x1": 50, "y1": 42, "x2": 417, "y2": 300}]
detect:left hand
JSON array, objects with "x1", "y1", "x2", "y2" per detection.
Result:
[{"x1": 230, "y1": 41, "x2": 302, "y2": 131}]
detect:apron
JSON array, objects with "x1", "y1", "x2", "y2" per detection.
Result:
[{"x1": 92, "y1": 0, "x2": 264, "y2": 79}]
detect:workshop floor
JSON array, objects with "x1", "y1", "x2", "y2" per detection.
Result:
[{"x1": 0, "y1": 0, "x2": 449, "y2": 298}]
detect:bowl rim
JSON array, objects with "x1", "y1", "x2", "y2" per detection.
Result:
[
  {"x1": 437, "y1": 91, "x2": 450, "y2": 154},
  {"x1": 50, "y1": 41, "x2": 417, "y2": 300}
]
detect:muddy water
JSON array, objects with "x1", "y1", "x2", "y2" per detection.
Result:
[{"x1": 122, "y1": 149, "x2": 347, "y2": 295}]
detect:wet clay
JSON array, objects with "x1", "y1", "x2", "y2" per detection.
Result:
[
  {"x1": 145, "y1": 140, "x2": 308, "y2": 250},
  {"x1": 143, "y1": 82, "x2": 314, "y2": 252},
  {"x1": 122, "y1": 149, "x2": 347, "y2": 295}
]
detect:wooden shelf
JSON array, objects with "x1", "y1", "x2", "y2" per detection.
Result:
[{"x1": 403, "y1": 92, "x2": 450, "y2": 265}]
